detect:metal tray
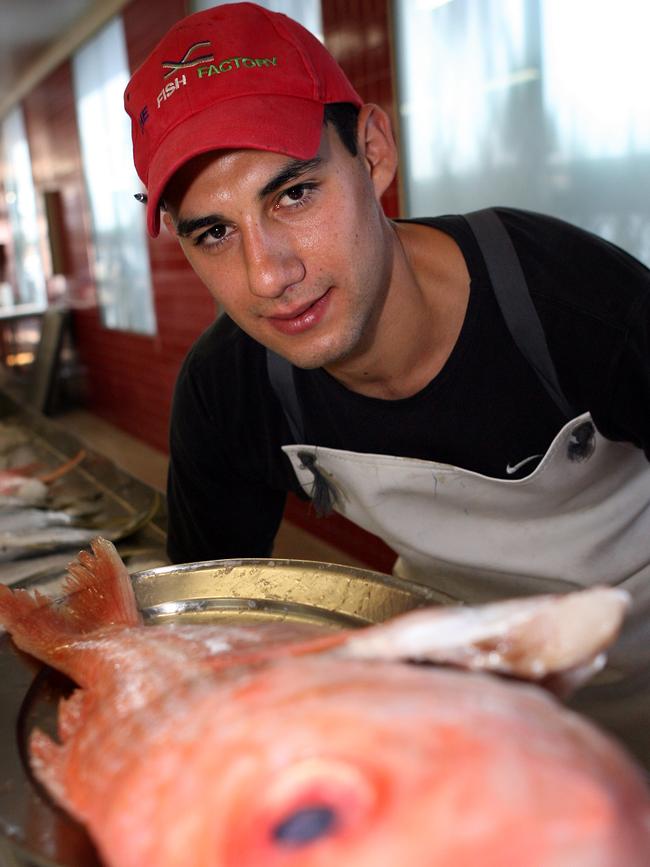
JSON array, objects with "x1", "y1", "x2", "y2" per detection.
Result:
[
  {"x1": 0, "y1": 392, "x2": 168, "y2": 589},
  {"x1": 0, "y1": 558, "x2": 448, "y2": 867}
]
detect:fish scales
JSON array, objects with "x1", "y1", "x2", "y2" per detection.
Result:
[{"x1": 0, "y1": 538, "x2": 648, "y2": 867}]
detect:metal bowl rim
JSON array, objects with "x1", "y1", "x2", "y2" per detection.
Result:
[{"x1": 129, "y1": 557, "x2": 453, "y2": 603}]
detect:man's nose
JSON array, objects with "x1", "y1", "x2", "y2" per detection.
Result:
[{"x1": 242, "y1": 221, "x2": 305, "y2": 298}]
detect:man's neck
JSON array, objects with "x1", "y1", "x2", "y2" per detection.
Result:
[{"x1": 325, "y1": 221, "x2": 471, "y2": 400}]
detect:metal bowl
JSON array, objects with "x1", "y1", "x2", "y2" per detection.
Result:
[{"x1": 0, "y1": 557, "x2": 448, "y2": 867}]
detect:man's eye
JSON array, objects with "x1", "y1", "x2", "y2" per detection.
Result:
[
  {"x1": 278, "y1": 183, "x2": 316, "y2": 209},
  {"x1": 195, "y1": 224, "x2": 229, "y2": 246},
  {"x1": 285, "y1": 185, "x2": 306, "y2": 201}
]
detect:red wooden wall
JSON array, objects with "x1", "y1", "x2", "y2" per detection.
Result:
[{"x1": 12, "y1": 0, "x2": 401, "y2": 571}]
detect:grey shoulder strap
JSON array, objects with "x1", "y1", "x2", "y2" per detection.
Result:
[
  {"x1": 464, "y1": 208, "x2": 574, "y2": 419},
  {"x1": 266, "y1": 347, "x2": 305, "y2": 443}
]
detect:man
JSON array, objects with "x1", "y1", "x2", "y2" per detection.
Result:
[{"x1": 125, "y1": 2, "x2": 650, "y2": 765}]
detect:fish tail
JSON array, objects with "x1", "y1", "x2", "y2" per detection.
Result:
[
  {"x1": 0, "y1": 584, "x2": 58, "y2": 661},
  {"x1": 0, "y1": 537, "x2": 140, "y2": 670},
  {"x1": 38, "y1": 449, "x2": 86, "y2": 483}
]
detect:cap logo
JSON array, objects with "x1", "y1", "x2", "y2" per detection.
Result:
[
  {"x1": 157, "y1": 74, "x2": 187, "y2": 109},
  {"x1": 162, "y1": 41, "x2": 214, "y2": 79},
  {"x1": 196, "y1": 55, "x2": 278, "y2": 77}
]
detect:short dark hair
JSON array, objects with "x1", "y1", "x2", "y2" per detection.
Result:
[{"x1": 324, "y1": 103, "x2": 360, "y2": 157}]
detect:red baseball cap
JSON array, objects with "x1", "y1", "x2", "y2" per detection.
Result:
[{"x1": 124, "y1": 2, "x2": 362, "y2": 236}]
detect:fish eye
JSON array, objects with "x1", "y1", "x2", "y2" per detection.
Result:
[
  {"x1": 225, "y1": 758, "x2": 378, "y2": 865},
  {"x1": 271, "y1": 804, "x2": 338, "y2": 847}
]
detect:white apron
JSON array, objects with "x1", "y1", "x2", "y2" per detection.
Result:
[{"x1": 267, "y1": 210, "x2": 650, "y2": 767}]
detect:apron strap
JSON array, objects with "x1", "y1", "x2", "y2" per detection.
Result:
[
  {"x1": 266, "y1": 347, "x2": 305, "y2": 442},
  {"x1": 266, "y1": 348, "x2": 339, "y2": 514},
  {"x1": 464, "y1": 208, "x2": 574, "y2": 419}
]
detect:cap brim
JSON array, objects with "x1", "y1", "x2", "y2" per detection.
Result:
[{"x1": 146, "y1": 94, "x2": 326, "y2": 236}]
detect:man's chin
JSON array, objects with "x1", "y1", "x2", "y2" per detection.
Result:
[{"x1": 265, "y1": 339, "x2": 349, "y2": 371}]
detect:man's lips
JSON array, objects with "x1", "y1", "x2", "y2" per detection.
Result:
[
  {"x1": 269, "y1": 300, "x2": 317, "y2": 320},
  {"x1": 266, "y1": 288, "x2": 332, "y2": 335}
]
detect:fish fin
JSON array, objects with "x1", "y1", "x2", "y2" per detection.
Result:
[
  {"x1": 30, "y1": 728, "x2": 69, "y2": 808},
  {"x1": 60, "y1": 536, "x2": 141, "y2": 629},
  {"x1": 338, "y1": 587, "x2": 629, "y2": 694},
  {"x1": 0, "y1": 537, "x2": 140, "y2": 671}
]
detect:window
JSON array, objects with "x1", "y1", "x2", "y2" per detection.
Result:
[
  {"x1": 191, "y1": 0, "x2": 323, "y2": 40},
  {"x1": 394, "y1": 0, "x2": 650, "y2": 264},
  {"x1": 72, "y1": 17, "x2": 156, "y2": 334},
  {"x1": 1, "y1": 106, "x2": 47, "y2": 310}
]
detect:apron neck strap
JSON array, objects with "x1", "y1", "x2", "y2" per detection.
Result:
[
  {"x1": 266, "y1": 347, "x2": 305, "y2": 442},
  {"x1": 464, "y1": 208, "x2": 574, "y2": 420}
]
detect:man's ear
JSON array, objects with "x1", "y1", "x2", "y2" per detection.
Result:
[
  {"x1": 356, "y1": 104, "x2": 398, "y2": 200},
  {"x1": 162, "y1": 211, "x2": 177, "y2": 237}
]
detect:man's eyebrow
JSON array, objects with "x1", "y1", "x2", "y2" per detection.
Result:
[
  {"x1": 258, "y1": 156, "x2": 324, "y2": 199},
  {"x1": 175, "y1": 213, "x2": 226, "y2": 238},
  {"x1": 174, "y1": 156, "x2": 324, "y2": 237}
]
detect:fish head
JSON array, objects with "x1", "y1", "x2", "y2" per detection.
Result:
[{"x1": 97, "y1": 658, "x2": 650, "y2": 867}]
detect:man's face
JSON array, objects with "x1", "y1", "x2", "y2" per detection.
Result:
[{"x1": 163, "y1": 120, "x2": 394, "y2": 370}]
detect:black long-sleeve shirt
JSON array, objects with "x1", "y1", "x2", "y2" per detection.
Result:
[{"x1": 166, "y1": 208, "x2": 650, "y2": 564}]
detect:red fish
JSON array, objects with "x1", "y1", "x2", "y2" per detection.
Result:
[{"x1": 0, "y1": 539, "x2": 648, "y2": 867}]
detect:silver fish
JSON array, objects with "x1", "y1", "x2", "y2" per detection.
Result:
[
  {"x1": 1, "y1": 550, "x2": 79, "y2": 585},
  {"x1": 0, "y1": 526, "x2": 100, "y2": 562},
  {"x1": 0, "y1": 496, "x2": 161, "y2": 562},
  {"x1": 0, "y1": 508, "x2": 76, "y2": 534}
]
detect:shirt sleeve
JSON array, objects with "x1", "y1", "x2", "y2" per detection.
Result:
[
  {"x1": 165, "y1": 344, "x2": 288, "y2": 564},
  {"x1": 596, "y1": 290, "x2": 650, "y2": 461}
]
